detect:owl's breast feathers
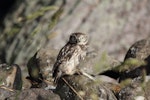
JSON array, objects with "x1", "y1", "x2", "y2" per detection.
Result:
[
  {"x1": 52, "y1": 43, "x2": 86, "y2": 78},
  {"x1": 52, "y1": 43, "x2": 74, "y2": 76}
]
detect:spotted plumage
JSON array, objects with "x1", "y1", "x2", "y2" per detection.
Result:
[{"x1": 52, "y1": 32, "x2": 89, "y2": 83}]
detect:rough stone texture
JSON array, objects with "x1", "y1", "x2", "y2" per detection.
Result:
[
  {"x1": 7, "y1": 88, "x2": 60, "y2": 100},
  {"x1": 1, "y1": 0, "x2": 150, "y2": 65},
  {"x1": 119, "y1": 38, "x2": 150, "y2": 81},
  {"x1": 0, "y1": 88, "x2": 16, "y2": 100},
  {"x1": 26, "y1": 48, "x2": 57, "y2": 88},
  {"x1": 1, "y1": 0, "x2": 150, "y2": 100},
  {"x1": 54, "y1": 75, "x2": 118, "y2": 100},
  {"x1": 118, "y1": 77, "x2": 150, "y2": 100},
  {"x1": 0, "y1": 86, "x2": 61, "y2": 100},
  {"x1": 0, "y1": 64, "x2": 22, "y2": 90}
]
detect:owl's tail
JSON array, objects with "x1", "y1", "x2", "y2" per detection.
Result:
[{"x1": 53, "y1": 69, "x2": 62, "y2": 84}]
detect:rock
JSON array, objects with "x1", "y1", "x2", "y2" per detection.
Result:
[
  {"x1": 0, "y1": 88, "x2": 16, "y2": 100},
  {"x1": 1, "y1": 0, "x2": 150, "y2": 66},
  {"x1": 120, "y1": 38, "x2": 150, "y2": 81},
  {"x1": 54, "y1": 74, "x2": 117, "y2": 100},
  {"x1": 26, "y1": 48, "x2": 57, "y2": 88},
  {"x1": 0, "y1": 63, "x2": 22, "y2": 90},
  {"x1": 124, "y1": 38, "x2": 150, "y2": 61},
  {"x1": 100, "y1": 38, "x2": 150, "y2": 82},
  {"x1": 36, "y1": 48, "x2": 57, "y2": 81},
  {"x1": 80, "y1": 50, "x2": 121, "y2": 76},
  {"x1": 7, "y1": 88, "x2": 60, "y2": 100},
  {"x1": 27, "y1": 52, "x2": 41, "y2": 83},
  {"x1": 117, "y1": 76, "x2": 150, "y2": 100}
]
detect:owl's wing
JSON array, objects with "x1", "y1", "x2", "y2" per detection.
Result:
[
  {"x1": 52, "y1": 44, "x2": 76, "y2": 80},
  {"x1": 52, "y1": 61, "x2": 61, "y2": 83},
  {"x1": 57, "y1": 43, "x2": 76, "y2": 61}
]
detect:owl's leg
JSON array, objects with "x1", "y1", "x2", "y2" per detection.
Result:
[{"x1": 80, "y1": 51, "x2": 86, "y2": 60}]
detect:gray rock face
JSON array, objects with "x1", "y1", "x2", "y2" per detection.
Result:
[
  {"x1": 1, "y1": 0, "x2": 150, "y2": 65},
  {"x1": 7, "y1": 88, "x2": 60, "y2": 100}
]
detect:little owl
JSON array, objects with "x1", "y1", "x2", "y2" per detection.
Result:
[{"x1": 52, "y1": 32, "x2": 89, "y2": 83}]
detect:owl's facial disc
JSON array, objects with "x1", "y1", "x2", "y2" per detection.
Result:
[{"x1": 78, "y1": 35, "x2": 88, "y2": 45}]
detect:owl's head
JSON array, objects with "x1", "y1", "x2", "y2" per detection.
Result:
[{"x1": 69, "y1": 32, "x2": 88, "y2": 45}]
